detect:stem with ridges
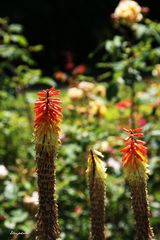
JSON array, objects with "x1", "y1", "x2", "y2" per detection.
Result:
[
  {"x1": 87, "y1": 150, "x2": 106, "y2": 240},
  {"x1": 36, "y1": 141, "x2": 60, "y2": 240}
]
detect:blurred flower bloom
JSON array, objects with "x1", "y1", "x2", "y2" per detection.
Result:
[
  {"x1": 72, "y1": 64, "x2": 87, "y2": 75},
  {"x1": 152, "y1": 64, "x2": 160, "y2": 77},
  {"x1": 138, "y1": 117, "x2": 147, "y2": 127},
  {"x1": 54, "y1": 71, "x2": 68, "y2": 82},
  {"x1": 141, "y1": 7, "x2": 150, "y2": 14},
  {"x1": 116, "y1": 99, "x2": 131, "y2": 109},
  {"x1": 78, "y1": 81, "x2": 95, "y2": 95},
  {"x1": 95, "y1": 85, "x2": 106, "y2": 97},
  {"x1": 0, "y1": 165, "x2": 8, "y2": 179},
  {"x1": 67, "y1": 104, "x2": 75, "y2": 111},
  {"x1": 59, "y1": 133, "x2": 66, "y2": 141},
  {"x1": 68, "y1": 87, "x2": 84, "y2": 101},
  {"x1": 89, "y1": 100, "x2": 107, "y2": 117},
  {"x1": 151, "y1": 99, "x2": 160, "y2": 109},
  {"x1": 107, "y1": 157, "x2": 121, "y2": 173},
  {"x1": 100, "y1": 141, "x2": 115, "y2": 155},
  {"x1": 76, "y1": 106, "x2": 87, "y2": 114},
  {"x1": 74, "y1": 205, "x2": 83, "y2": 215},
  {"x1": 24, "y1": 191, "x2": 39, "y2": 208},
  {"x1": 100, "y1": 141, "x2": 109, "y2": 152},
  {"x1": 113, "y1": 0, "x2": 143, "y2": 24},
  {"x1": 64, "y1": 51, "x2": 74, "y2": 71}
]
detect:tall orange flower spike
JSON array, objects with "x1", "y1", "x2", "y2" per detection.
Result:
[
  {"x1": 34, "y1": 87, "x2": 62, "y2": 240},
  {"x1": 121, "y1": 128, "x2": 147, "y2": 170},
  {"x1": 120, "y1": 128, "x2": 154, "y2": 240},
  {"x1": 34, "y1": 87, "x2": 62, "y2": 145}
]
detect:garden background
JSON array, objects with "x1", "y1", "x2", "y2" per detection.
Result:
[{"x1": 0, "y1": 0, "x2": 160, "y2": 239}]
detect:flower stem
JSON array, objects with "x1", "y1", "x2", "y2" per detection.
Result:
[
  {"x1": 87, "y1": 150, "x2": 106, "y2": 240},
  {"x1": 128, "y1": 178, "x2": 154, "y2": 240},
  {"x1": 36, "y1": 140, "x2": 60, "y2": 240}
]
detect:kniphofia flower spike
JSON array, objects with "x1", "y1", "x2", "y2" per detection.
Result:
[
  {"x1": 121, "y1": 128, "x2": 148, "y2": 171},
  {"x1": 34, "y1": 87, "x2": 62, "y2": 145},
  {"x1": 120, "y1": 128, "x2": 154, "y2": 240},
  {"x1": 34, "y1": 87, "x2": 62, "y2": 240},
  {"x1": 87, "y1": 149, "x2": 106, "y2": 240}
]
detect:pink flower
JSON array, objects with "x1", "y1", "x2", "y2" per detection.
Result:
[{"x1": 138, "y1": 118, "x2": 147, "y2": 127}]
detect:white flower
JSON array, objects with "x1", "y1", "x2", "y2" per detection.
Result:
[{"x1": 0, "y1": 165, "x2": 8, "y2": 179}]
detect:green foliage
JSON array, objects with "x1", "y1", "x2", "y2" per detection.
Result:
[
  {"x1": 0, "y1": 18, "x2": 55, "y2": 239},
  {"x1": 0, "y1": 17, "x2": 54, "y2": 93},
  {"x1": 94, "y1": 19, "x2": 160, "y2": 101}
]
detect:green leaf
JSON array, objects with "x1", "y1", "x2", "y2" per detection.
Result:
[
  {"x1": 4, "y1": 181, "x2": 18, "y2": 200},
  {"x1": 9, "y1": 24, "x2": 23, "y2": 33},
  {"x1": 37, "y1": 77, "x2": 56, "y2": 87},
  {"x1": 29, "y1": 45, "x2": 43, "y2": 52},
  {"x1": 4, "y1": 220, "x2": 16, "y2": 229},
  {"x1": 10, "y1": 209, "x2": 28, "y2": 223},
  {"x1": 11, "y1": 35, "x2": 28, "y2": 47},
  {"x1": 106, "y1": 83, "x2": 119, "y2": 101}
]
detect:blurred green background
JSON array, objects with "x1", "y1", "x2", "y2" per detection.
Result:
[{"x1": 0, "y1": 1, "x2": 160, "y2": 239}]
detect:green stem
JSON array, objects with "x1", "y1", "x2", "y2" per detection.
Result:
[{"x1": 130, "y1": 82, "x2": 136, "y2": 129}]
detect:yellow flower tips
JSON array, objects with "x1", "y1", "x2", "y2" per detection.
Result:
[{"x1": 87, "y1": 149, "x2": 106, "y2": 240}]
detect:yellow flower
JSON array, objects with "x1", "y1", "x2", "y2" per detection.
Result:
[
  {"x1": 95, "y1": 85, "x2": 106, "y2": 97},
  {"x1": 89, "y1": 100, "x2": 107, "y2": 117},
  {"x1": 114, "y1": 0, "x2": 143, "y2": 24}
]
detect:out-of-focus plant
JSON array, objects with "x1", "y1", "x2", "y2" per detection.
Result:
[
  {"x1": 91, "y1": 1, "x2": 160, "y2": 128},
  {"x1": 0, "y1": 17, "x2": 56, "y2": 161},
  {"x1": 0, "y1": 17, "x2": 56, "y2": 239},
  {"x1": 0, "y1": 17, "x2": 54, "y2": 94}
]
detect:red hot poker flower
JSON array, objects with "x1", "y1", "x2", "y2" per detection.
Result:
[
  {"x1": 34, "y1": 87, "x2": 62, "y2": 140},
  {"x1": 120, "y1": 128, "x2": 154, "y2": 239},
  {"x1": 34, "y1": 87, "x2": 62, "y2": 239},
  {"x1": 120, "y1": 128, "x2": 148, "y2": 170}
]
